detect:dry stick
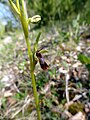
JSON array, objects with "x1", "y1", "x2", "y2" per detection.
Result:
[
  {"x1": 11, "y1": 95, "x2": 34, "y2": 119},
  {"x1": 65, "y1": 74, "x2": 70, "y2": 104}
]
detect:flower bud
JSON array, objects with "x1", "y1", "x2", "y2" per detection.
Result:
[{"x1": 29, "y1": 15, "x2": 41, "y2": 24}]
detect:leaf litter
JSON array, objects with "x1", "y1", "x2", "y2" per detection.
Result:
[{"x1": 0, "y1": 26, "x2": 90, "y2": 120}]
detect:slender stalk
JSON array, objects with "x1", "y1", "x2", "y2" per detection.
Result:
[
  {"x1": 19, "y1": 2, "x2": 41, "y2": 119},
  {"x1": 30, "y1": 70, "x2": 41, "y2": 120},
  {"x1": 20, "y1": 9, "x2": 41, "y2": 120},
  {"x1": 24, "y1": 37, "x2": 41, "y2": 120},
  {"x1": 8, "y1": 0, "x2": 41, "y2": 119}
]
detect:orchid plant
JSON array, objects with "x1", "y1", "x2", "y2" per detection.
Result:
[{"x1": 8, "y1": 0, "x2": 49, "y2": 120}]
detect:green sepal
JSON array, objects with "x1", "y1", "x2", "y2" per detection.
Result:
[
  {"x1": 34, "y1": 32, "x2": 41, "y2": 52},
  {"x1": 39, "y1": 49, "x2": 48, "y2": 54}
]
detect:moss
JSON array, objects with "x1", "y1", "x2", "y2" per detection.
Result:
[{"x1": 68, "y1": 102, "x2": 84, "y2": 115}]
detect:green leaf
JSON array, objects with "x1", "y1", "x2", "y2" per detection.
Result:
[
  {"x1": 36, "y1": 32, "x2": 41, "y2": 44},
  {"x1": 78, "y1": 54, "x2": 90, "y2": 64},
  {"x1": 86, "y1": 64, "x2": 90, "y2": 71},
  {"x1": 13, "y1": 92, "x2": 27, "y2": 101},
  {"x1": 18, "y1": 60, "x2": 26, "y2": 71},
  {"x1": 1, "y1": 97, "x2": 6, "y2": 109},
  {"x1": 8, "y1": 0, "x2": 20, "y2": 15}
]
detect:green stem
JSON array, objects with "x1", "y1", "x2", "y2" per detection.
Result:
[
  {"x1": 31, "y1": 71, "x2": 41, "y2": 120},
  {"x1": 18, "y1": 0, "x2": 41, "y2": 118},
  {"x1": 8, "y1": 0, "x2": 41, "y2": 119},
  {"x1": 25, "y1": 37, "x2": 41, "y2": 120}
]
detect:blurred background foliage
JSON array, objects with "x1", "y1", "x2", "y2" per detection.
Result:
[
  {"x1": 0, "y1": 0, "x2": 90, "y2": 30},
  {"x1": 27, "y1": 0, "x2": 90, "y2": 26}
]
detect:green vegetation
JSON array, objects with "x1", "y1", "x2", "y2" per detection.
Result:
[
  {"x1": 27, "y1": 0, "x2": 90, "y2": 25},
  {"x1": 0, "y1": 0, "x2": 90, "y2": 120},
  {"x1": 78, "y1": 54, "x2": 90, "y2": 79}
]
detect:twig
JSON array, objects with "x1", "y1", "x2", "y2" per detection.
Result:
[
  {"x1": 11, "y1": 95, "x2": 34, "y2": 119},
  {"x1": 65, "y1": 92, "x2": 87, "y2": 109},
  {"x1": 65, "y1": 74, "x2": 70, "y2": 104}
]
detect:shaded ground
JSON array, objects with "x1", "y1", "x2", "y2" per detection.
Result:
[{"x1": 0, "y1": 25, "x2": 90, "y2": 120}]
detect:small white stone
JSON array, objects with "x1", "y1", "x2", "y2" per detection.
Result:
[{"x1": 76, "y1": 46, "x2": 82, "y2": 52}]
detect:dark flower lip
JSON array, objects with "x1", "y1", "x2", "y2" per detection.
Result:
[
  {"x1": 36, "y1": 50, "x2": 49, "y2": 70},
  {"x1": 39, "y1": 58, "x2": 49, "y2": 70},
  {"x1": 36, "y1": 51, "x2": 42, "y2": 58}
]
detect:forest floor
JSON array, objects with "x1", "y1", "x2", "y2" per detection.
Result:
[{"x1": 0, "y1": 24, "x2": 90, "y2": 120}]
